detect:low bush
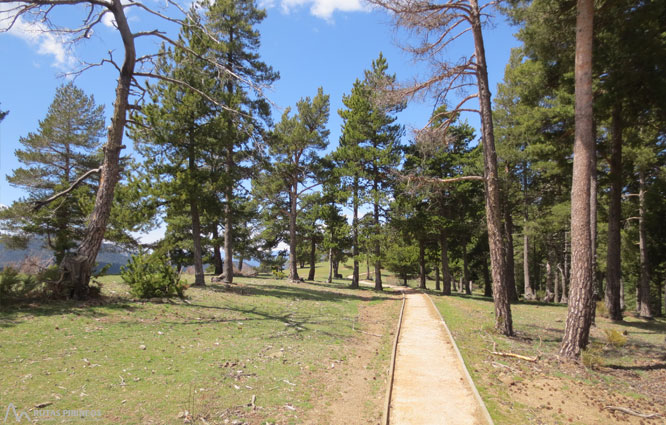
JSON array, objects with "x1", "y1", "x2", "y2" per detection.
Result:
[
  {"x1": 0, "y1": 266, "x2": 43, "y2": 302},
  {"x1": 121, "y1": 252, "x2": 187, "y2": 299}
]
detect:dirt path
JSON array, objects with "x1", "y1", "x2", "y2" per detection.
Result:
[{"x1": 388, "y1": 290, "x2": 493, "y2": 425}]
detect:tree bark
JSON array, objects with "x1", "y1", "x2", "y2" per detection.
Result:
[
  {"x1": 545, "y1": 260, "x2": 554, "y2": 302},
  {"x1": 351, "y1": 174, "x2": 360, "y2": 288},
  {"x1": 288, "y1": 182, "x2": 300, "y2": 282},
  {"x1": 419, "y1": 239, "x2": 427, "y2": 289},
  {"x1": 504, "y1": 203, "x2": 518, "y2": 302},
  {"x1": 483, "y1": 255, "x2": 492, "y2": 297},
  {"x1": 373, "y1": 179, "x2": 383, "y2": 291},
  {"x1": 560, "y1": 0, "x2": 595, "y2": 359},
  {"x1": 605, "y1": 104, "x2": 623, "y2": 320},
  {"x1": 308, "y1": 235, "x2": 316, "y2": 281},
  {"x1": 212, "y1": 227, "x2": 223, "y2": 276},
  {"x1": 66, "y1": 1, "x2": 136, "y2": 299},
  {"x1": 440, "y1": 230, "x2": 452, "y2": 295},
  {"x1": 435, "y1": 264, "x2": 441, "y2": 291},
  {"x1": 638, "y1": 171, "x2": 652, "y2": 319},
  {"x1": 328, "y1": 247, "x2": 333, "y2": 283},
  {"x1": 189, "y1": 142, "x2": 205, "y2": 287},
  {"x1": 523, "y1": 171, "x2": 535, "y2": 301},
  {"x1": 469, "y1": 0, "x2": 512, "y2": 335},
  {"x1": 223, "y1": 145, "x2": 234, "y2": 285},
  {"x1": 463, "y1": 241, "x2": 471, "y2": 295}
]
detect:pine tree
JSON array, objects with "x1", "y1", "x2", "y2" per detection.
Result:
[
  {"x1": 259, "y1": 88, "x2": 330, "y2": 282},
  {"x1": 205, "y1": 0, "x2": 278, "y2": 284},
  {"x1": 336, "y1": 53, "x2": 403, "y2": 291},
  {"x1": 1, "y1": 83, "x2": 104, "y2": 264}
]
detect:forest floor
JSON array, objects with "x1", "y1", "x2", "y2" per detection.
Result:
[
  {"x1": 425, "y1": 288, "x2": 666, "y2": 425},
  {"x1": 0, "y1": 264, "x2": 400, "y2": 424}
]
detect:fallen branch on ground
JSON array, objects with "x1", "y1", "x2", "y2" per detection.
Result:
[
  {"x1": 489, "y1": 342, "x2": 538, "y2": 362},
  {"x1": 604, "y1": 406, "x2": 662, "y2": 419}
]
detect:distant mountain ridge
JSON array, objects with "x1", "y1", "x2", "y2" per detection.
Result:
[{"x1": 0, "y1": 238, "x2": 132, "y2": 274}]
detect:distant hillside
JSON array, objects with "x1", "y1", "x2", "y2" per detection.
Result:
[{"x1": 0, "y1": 238, "x2": 132, "y2": 274}]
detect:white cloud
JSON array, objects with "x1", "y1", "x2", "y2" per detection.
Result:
[
  {"x1": 262, "y1": 0, "x2": 368, "y2": 20},
  {"x1": 0, "y1": 3, "x2": 75, "y2": 70}
]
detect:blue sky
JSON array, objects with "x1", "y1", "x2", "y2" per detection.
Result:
[{"x1": 0, "y1": 0, "x2": 520, "y2": 212}]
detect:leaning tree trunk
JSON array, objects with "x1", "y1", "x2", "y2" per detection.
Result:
[
  {"x1": 66, "y1": 1, "x2": 136, "y2": 300},
  {"x1": 288, "y1": 183, "x2": 300, "y2": 282},
  {"x1": 470, "y1": 0, "x2": 512, "y2": 335},
  {"x1": 605, "y1": 104, "x2": 623, "y2": 320},
  {"x1": 560, "y1": 0, "x2": 595, "y2": 359},
  {"x1": 638, "y1": 170, "x2": 653, "y2": 319},
  {"x1": 419, "y1": 239, "x2": 427, "y2": 289},
  {"x1": 440, "y1": 230, "x2": 452, "y2": 295}
]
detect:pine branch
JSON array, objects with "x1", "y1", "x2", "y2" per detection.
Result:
[{"x1": 33, "y1": 167, "x2": 101, "y2": 210}]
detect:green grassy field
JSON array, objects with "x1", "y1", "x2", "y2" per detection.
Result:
[{"x1": 0, "y1": 270, "x2": 397, "y2": 424}]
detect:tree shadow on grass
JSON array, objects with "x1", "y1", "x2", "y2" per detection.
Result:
[{"x1": 0, "y1": 296, "x2": 137, "y2": 328}]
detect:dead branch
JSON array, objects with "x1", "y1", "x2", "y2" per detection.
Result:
[
  {"x1": 402, "y1": 174, "x2": 484, "y2": 187},
  {"x1": 604, "y1": 406, "x2": 662, "y2": 419},
  {"x1": 33, "y1": 167, "x2": 101, "y2": 210},
  {"x1": 490, "y1": 350, "x2": 538, "y2": 362},
  {"x1": 489, "y1": 342, "x2": 537, "y2": 362}
]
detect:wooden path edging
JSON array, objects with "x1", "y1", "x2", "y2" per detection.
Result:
[{"x1": 382, "y1": 288, "x2": 406, "y2": 425}]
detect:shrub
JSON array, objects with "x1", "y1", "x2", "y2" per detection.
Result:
[
  {"x1": 581, "y1": 346, "x2": 602, "y2": 369},
  {"x1": 595, "y1": 301, "x2": 609, "y2": 318},
  {"x1": 272, "y1": 269, "x2": 286, "y2": 280},
  {"x1": 603, "y1": 329, "x2": 627, "y2": 348},
  {"x1": 0, "y1": 266, "x2": 44, "y2": 301},
  {"x1": 121, "y1": 253, "x2": 187, "y2": 299}
]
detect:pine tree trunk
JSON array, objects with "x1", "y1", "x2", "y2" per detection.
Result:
[
  {"x1": 238, "y1": 256, "x2": 244, "y2": 273},
  {"x1": 470, "y1": 0, "x2": 512, "y2": 335},
  {"x1": 545, "y1": 260, "x2": 554, "y2": 302},
  {"x1": 560, "y1": 0, "x2": 595, "y2": 358},
  {"x1": 351, "y1": 175, "x2": 359, "y2": 288},
  {"x1": 308, "y1": 236, "x2": 316, "y2": 281},
  {"x1": 373, "y1": 183, "x2": 382, "y2": 291},
  {"x1": 435, "y1": 265, "x2": 441, "y2": 291},
  {"x1": 605, "y1": 104, "x2": 623, "y2": 320},
  {"x1": 288, "y1": 184, "x2": 300, "y2": 282},
  {"x1": 483, "y1": 256, "x2": 492, "y2": 297},
  {"x1": 440, "y1": 230, "x2": 452, "y2": 295},
  {"x1": 504, "y1": 205, "x2": 518, "y2": 302},
  {"x1": 366, "y1": 257, "x2": 371, "y2": 280},
  {"x1": 590, "y1": 123, "x2": 599, "y2": 301},
  {"x1": 212, "y1": 227, "x2": 223, "y2": 276},
  {"x1": 419, "y1": 239, "x2": 426, "y2": 289},
  {"x1": 463, "y1": 242, "x2": 471, "y2": 295},
  {"x1": 328, "y1": 247, "x2": 333, "y2": 283},
  {"x1": 66, "y1": 2, "x2": 136, "y2": 299},
  {"x1": 223, "y1": 146, "x2": 234, "y2": 285},
  {"x1": 638, "y1": 171, "x2": 653, "y2": 319},
  {"x1": 523, "y1": 174, "x2": 535, "y2": 300},
  {"x1": 189, "y1": 145, "x2": 205, "y2": 287},
  {"x1": 554, "y1": 263, "x2": 560, "y2": 303}
]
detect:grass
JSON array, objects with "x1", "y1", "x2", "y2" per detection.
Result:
[
  {"x1": 428, "y1": 288, "x2": 666, "y2": 425},
  {"x1": 0, "y1": 268, "x2": 397, "y2": 424}
]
